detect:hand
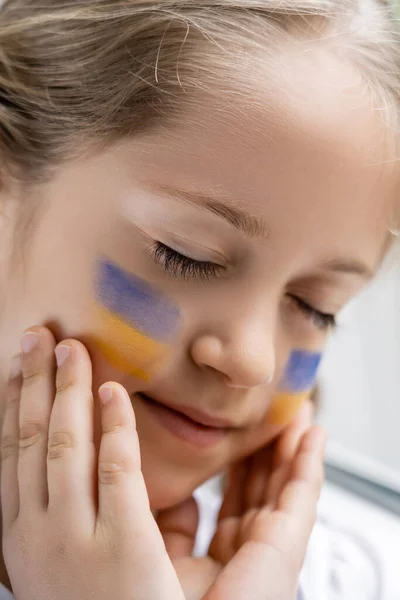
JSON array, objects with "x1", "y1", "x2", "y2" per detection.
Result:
[
  {"x1": 207, "y1": 426, "x2": 326, "y2": 600},
  {"x1": 1, "y1": 326, "x2": 185, "y2": 600},
  {"x1": 158, "y1": 497, "x2": 222, "y2": 600},
  {"x1": 158, "y1": 400, "x2": 325, "y2": 600},
  {"x1": 1, "y1": 325, "x2": 325, "y2": 600}
]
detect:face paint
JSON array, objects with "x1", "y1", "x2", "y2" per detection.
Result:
[
  {"x1": 268, "y1": 350, "x2": 322, "y2": 425},
  {"x1": 92, "y1": 258, "x2": 180, "y2": 380}
]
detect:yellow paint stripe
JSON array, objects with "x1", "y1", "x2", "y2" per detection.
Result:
[
  {"x1": 93, "y1": 338, "x2": 153, "y2": 381},
  {"x1": 92, "y1": 306, "x2": 169, "y2": 380},
  {"x1": 268, "y1": 391, "x2": 310, "y2": 426}
]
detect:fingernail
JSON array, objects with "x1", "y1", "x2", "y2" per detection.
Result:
[
  {"x1": 9, "y1": 355, "x2": 22, "y2": 379},
  {"x1": 21, "y1": 331, "x2": 39, "y2": 354},
  {"x1": 55, "y1": 345, "x2": 70, "y2": 368},
  {"x1": 99, "y1": 385, "x2": 113, "y2": 405}
]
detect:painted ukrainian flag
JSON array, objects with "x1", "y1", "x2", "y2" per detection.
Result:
[
  {"x1": 269, "y1": 350, "x2": 321, "y2": 425},
  {"x1": 92, "y1": 259, "x2": 180, "y2": 381}
]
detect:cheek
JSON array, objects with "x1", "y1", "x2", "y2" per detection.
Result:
[
  {"x1": 91, "y1": 309, "x2": 168, "y2": 381},
  {"x1": 268, "y1": 391, "x2": 310, "y2": 427},
  {"x1": 267, "y1": 349, "x2": 322, "y2": 426},
  {"x1": 90, "y1": 258, "x2": 180, "y2": 381}
]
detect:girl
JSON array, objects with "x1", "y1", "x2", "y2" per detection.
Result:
[{"x1": 0, "y1": 0, "x2": 398, "y2": 598}]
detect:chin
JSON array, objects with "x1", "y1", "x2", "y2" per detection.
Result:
[
  {"x1": 145, "y1": 473, "x2": 199, "y2": 511},
  {"x1": 147, "y1": 485, "x2": 186, "y2": 511},
  {"x1": 141, "y1": 452, "x2": 215, "y2": 511}
]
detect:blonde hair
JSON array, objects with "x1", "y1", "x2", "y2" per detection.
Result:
[{"x1": 0, "y1": 0, "x2": 398, "y2": 189}]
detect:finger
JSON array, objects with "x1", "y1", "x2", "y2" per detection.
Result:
[
  {"x1": 96, "y1": 383, "x2": 185, "y2": 600},
  {"x1": 274, "y1": 399, "x2": 313, "y2": 466},
  {"x1": 278, "y1": 426, "x2": 327, "y2": 530},
  {"x1": 249, "y1": 427, "x2": 326, "y2": 547},
  {"x1": 209, "y1": 516, "x2": 239, "y2": 564},
  {"x1": 18, "y1": 327, "x2": 56, "y2": 512},
  {"x1": 219, "y1": 460, "x2": 248, "y2": 520},
  {"x1": 206, "y1": 538, "x2": 299, "y2": 600},
  {"x1": 265, "y1": 401, "x2": 313, "y2": 508},
  {"x1": 244, "y1": 445, "x2": 273, "y2": 510},
  {"x1": 157, "y1": 497, "x2": 199, "y2": 559},
  {"x1": 1, "y1": 357, "x2": 22, "y2": 528},
  {"x1": 207, "y1": 429, "x2": 326, "y2": 600},
  {"x1": 174, "y1": 556, "x2": 222, "y2": 600},
  {"x1": 96, "y1": 383, "x2": 156, "y2": 539},
  {"x1": 211, "y1": 457, "x2": 252, "y2": 563},
  {"x1": 245, "y1": 427, "x2": 326, "y2": 559},
  {"x1": 47, "y1": 340, "x2": 95, "y2": 529},
  {"x1": 244, "y1": 401, "x2": 313, "y2": 512}
]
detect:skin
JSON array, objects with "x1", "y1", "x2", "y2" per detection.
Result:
[
  {"x1": 0, "y1": 40, "x2": 396, "y2": 599},
  {"x1": 268, "y1": 350, "x2": 322, "y2": 425},
  {"x1": 1, "y1": 334, "x2": 327, "y2": 600},
  {"x1": 0, "y1": 48, "x2": 397, "y2": 513}
]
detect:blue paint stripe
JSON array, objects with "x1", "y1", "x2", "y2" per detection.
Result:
[
  {"x1": 281, "y1": 350, "x2": 322, "y2": 393},
  {"x1": 95, "y1": 259, "x2": 180, "y2": 341}
]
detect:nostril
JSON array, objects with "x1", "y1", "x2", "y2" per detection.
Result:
[
  {"x1": 191, "y1": 333, "x2": 275, "y2": 388},
  {"x1": 226, "y1": 367, "x2": 275, "y2": 388}
]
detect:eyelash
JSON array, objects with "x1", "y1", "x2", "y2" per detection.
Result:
[
  {"x1": 289, "y1": 295, "x2": 336, "y2": 331},
  {"x1": 152, "y1": 242, "x2": 225, "y2": 280},
  {"x1": 151, "y1": 243, "x2": 336, "y2": 331}
]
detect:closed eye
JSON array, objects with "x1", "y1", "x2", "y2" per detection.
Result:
[
  {"x1": 289, "y1": 294, "x2": 336, "y2": 331},
  {"x1": 151, "y1": 242, "x2": 225, "y2": 280}
]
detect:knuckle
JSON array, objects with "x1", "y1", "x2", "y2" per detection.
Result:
[
  {"x1": 15, "y1": 531, "x2": 34, "y2": 565},
  {"x1": 1, "y1": 435, "x2": 18, "y2": 459},
  {"x1": 52, "y1": 536, "x2": 76, "y2": 561},
  {"x1": 55, "y1": 377, "x2": 77, "y2": 394},
  {"x1": 56, "y1": 379, "x2": 93, "y2": 406},
  {"x1": 98, "y1": 461, "x2": 126, "y2": 485},
  {"x1": 102, "y1": 424, "x2": 124, "y2": 436},
  {"x1": 100, "y1": 534, "x2": 125, "y2": 562},
  {"x1": 249, "y1": 510, "x2": 270, "y2": 537},
  {"x1": 6, "y1": 385, "x2": 21, "y2": 406},
  {"x1": 5, "y1": 521, "x2": 38, "y2": 565},
  {"x1": 22, "y1": 368, "x2": 46, "y2": 388},
  {"x1": 19, "y1": 422, "x2": 43, "y2": 449},
  {"x1": 47, "y1": 431, "x2": 75, "y2": 459}
]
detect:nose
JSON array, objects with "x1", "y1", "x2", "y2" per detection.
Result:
[{"x1": 190, "y1": 318, "x2": 276, "y2": 389}]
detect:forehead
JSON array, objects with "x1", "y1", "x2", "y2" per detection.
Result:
[{"x1": 116, "y1": 48, "x2": 397, "y2": 268}]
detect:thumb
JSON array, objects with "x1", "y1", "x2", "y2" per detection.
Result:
[
  {"x1": 266, "y1": 400, "x2": 314, "y2": 508},
  {"x1": 157, "y1": 496, "x2": 199, "y2": 559}
]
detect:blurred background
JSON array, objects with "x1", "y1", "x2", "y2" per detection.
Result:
[
  {"x1": 299, "y1": 2, "x2": 400, "y2": 520},
  {"x1": 315, "y1": 0, "x2": 400, "y2": 515},
  {"x1": 313, "y1": 236, "x2": 400, "y2": 598},
  {"x1": 317, "y1": 241, "x2": 400, "y2": 509}
]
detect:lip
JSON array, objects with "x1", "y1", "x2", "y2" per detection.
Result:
[
  {"x1": 135, "y1": 392, "x2": 232, "y2": 448},
  {"x1": 149, "y1": 394, "x2": 236, "y2": 428}
]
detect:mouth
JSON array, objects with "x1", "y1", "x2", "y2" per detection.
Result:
[{"x1": 135, "y1": 392, "x2": 232, "y2": 448}]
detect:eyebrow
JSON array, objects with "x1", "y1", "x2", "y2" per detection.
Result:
[
  {"x1": 149, "y1": 184, "x2": 269, "y2": 239},
  {"x1": 321, "y1": 257, "x2": 374, "y2": 280},
  {"x1": 146, "y1": 184, "x2": 375, "y2": 279}
]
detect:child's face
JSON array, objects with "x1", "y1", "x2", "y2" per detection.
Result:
[{"x1": 2, "y1": 53, "x2": 396, "y2": 509}]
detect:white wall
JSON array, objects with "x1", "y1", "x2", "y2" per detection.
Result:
[{"x1": 317, "y1": 244, "x2": 400, "y2": 491}]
